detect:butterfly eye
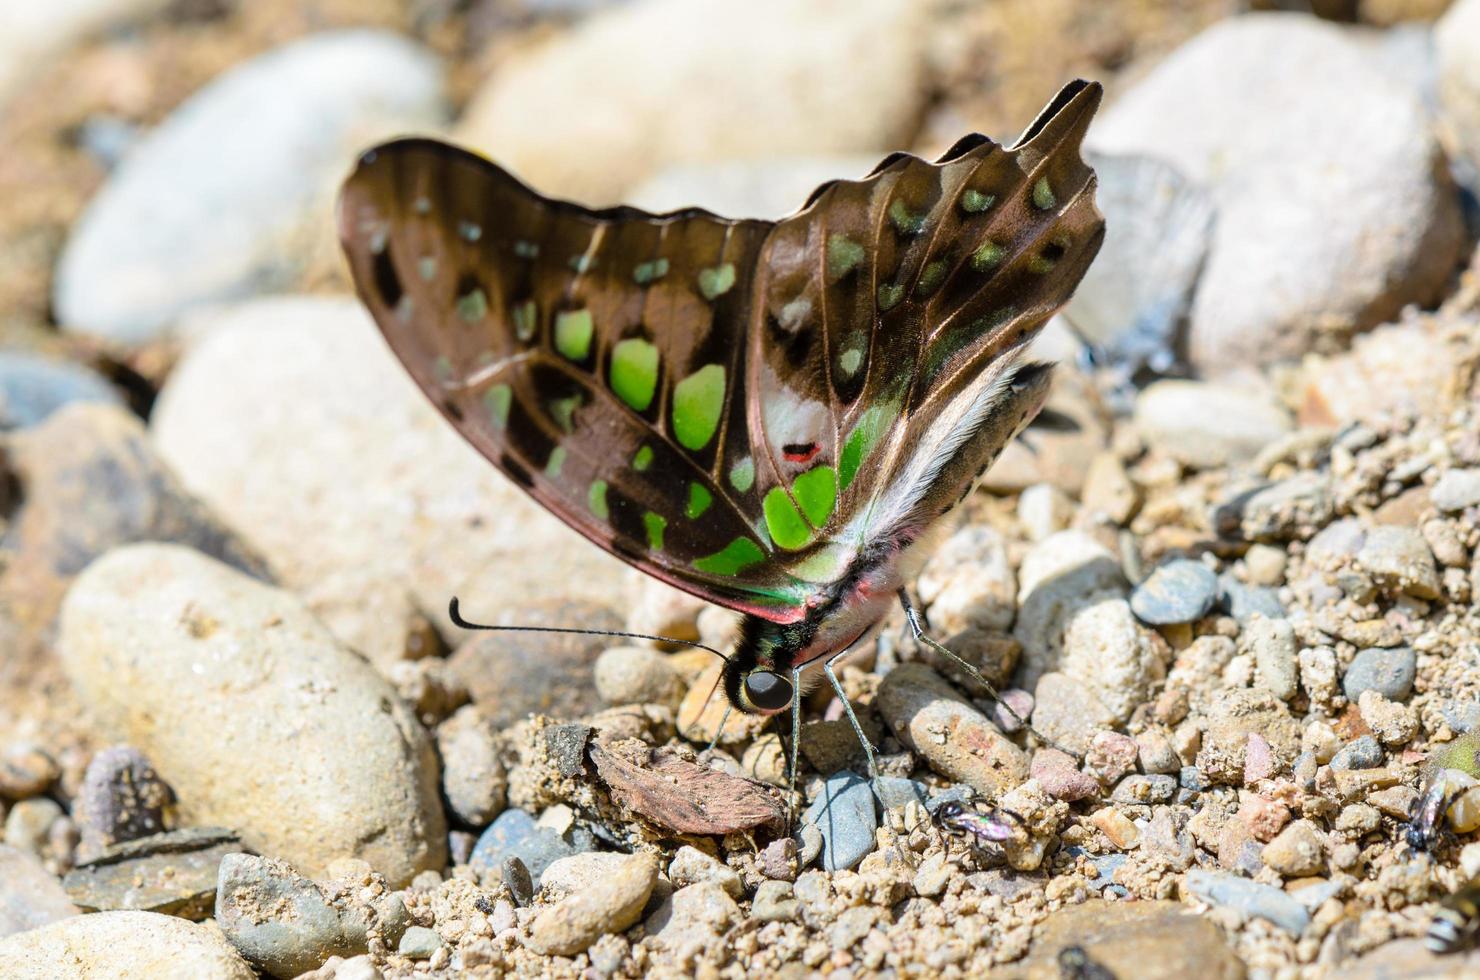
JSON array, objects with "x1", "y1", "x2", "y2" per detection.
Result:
[{"x1": 743, "y1": 671, "x2": 793, "y2": 711}]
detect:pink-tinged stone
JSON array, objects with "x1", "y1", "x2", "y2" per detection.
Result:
[
  {"x1": 1030, "y1": 749, "x2": 1099, "y2": 802},
  {"x1": 1237, "y1": 794, "x2": 1293, "y2": 842},
  {"x1": 1244, "y1": 733, "x2": 1276, "y2": 784},
  {"x1": 991, "y1": 689, "x2": 1036, "y2": 734},
  {"x1": 1086, "y1": 731, "x2": 1140, "y2": 785}
]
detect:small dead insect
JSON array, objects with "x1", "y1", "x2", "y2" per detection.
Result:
[
  {"x1": 1427, "y1": 878, "x2": 1480, "y2": 954},
  {"x1": 934, "y1": 800, "x2": 1023, "y2": 847}
]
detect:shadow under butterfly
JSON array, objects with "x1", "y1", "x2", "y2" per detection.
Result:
[{"x1": 337, "y1": 79, "x2": 1107, "y2": 813}]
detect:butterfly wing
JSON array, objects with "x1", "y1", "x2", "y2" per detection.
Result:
[
  {"x1": 742, "y1": 80, "x2": 1105, "y2": 574},
  {"x1": 338, "y1": 140, "x2": 814, "y2": 621}
]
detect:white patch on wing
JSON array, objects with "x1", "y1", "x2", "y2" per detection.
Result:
[
  {"x1": 839, "y1": 347, "x2": 1028, "y2": 546},
  {"x1": 758, "y1": 359, "x2": 829, "y2": 475}
]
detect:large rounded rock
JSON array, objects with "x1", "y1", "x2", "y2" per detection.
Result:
[
  {"x1": 58, "y1": 543, "x2": 446, "y2": 886},
  {"x1": 54, "y1": 31, "x2": 446, "y2": 342},
  {"x1": 1438, "y1": 0, "x2": 1480, "y2": 177},
  {"x1": 1090, "y1": 14, "x2": 1464, "y2": 373},
  {"x1": 150, "y1": 296, "x2": 662, "y2": 641},
  {"x1": 1133, "y1": 381, "x2": 1292, "y2": 469},
  {"x1": 456, "y1": 0, "x2": 926, "y2": 204},
  {"x1": 0, "y1": 909, "x2": 254, "y2": 979}
]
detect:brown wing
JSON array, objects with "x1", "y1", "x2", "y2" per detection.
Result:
[
  {"x1": 740, "y1": 80, "x2": 1105, "y2": 573},
  {"x1": 337, "y1": 140, "x2": 814, "y2": 620}
]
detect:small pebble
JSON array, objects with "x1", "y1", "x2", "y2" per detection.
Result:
[
  {"x1": 1130, "y1": 560, "x2": 1219, "y2": 625},
  {"x1": 4, "y1": 798, "x2": 61, "y2": 857},
  {"x1": 1018, "y1": 483, "x2": 1075, "y2": 541},
  {"x1": 1243, "y1": 545, "x2": 1288, "y2": 587},
  {"x1": 469, "y1": 810, "x2": 590, "y2": 888},
  {"x1": 759, "y1": 838, "x2": 797, "y2": 882},
  {"x1": 1136, "y1": 731, "x2": 1182, "y2": 775},
  {"x1": 1218, "y1": 576, "x2": 1286, "y2": 623},
  {"x1": 1355, "y1": 526, "x2": 1442, "y2": 600},
  {"x1": 1335, "y1": 803, "x2": 1380, "y2": 837},
  {"x1": 669, "y1": 846, "x2": 742, "y2": 898},
  {"x1": 436, "y1": 707, "x2": 506, "y2": 828},
  {"x1": 1329, "y1": 736, "x2": 1384, "y2": 772},
  {"x1": 0, "y1": 744, "x2": 58, "y2": 800},
  {"x1": 794, "y1": 824, "x2": 823, "y2": 869},
  {"x1": 1244, "y1": 733, "x2": 1276, "y2": 784},
  {"x1": 1302, "y1": 721, "x2": 1341, "y2": 764},
  {"x1": 216, "y1": 853, "x2": 365, "y2": 977},
  {"x1": 1086, "y1": 731, "x2": 1140, "y2": 785},
  {"x1": 501, "y1": 856, "x2": 533, "y2": 906},
  {"x1": 593, "y1": 646, "x2": 684, "y2": 707},
  {"x1": 526, "y1": 853, "x2": 658, "y2": 957},
  {"x1": 1357, "y1": 691, "x2": 1419, "y2": 747},
  {"x1": 397, "y1": 925, "x2": 443, "y2": 960},
  {"x1": 1243, "y1": 617, "x2": 1298, "y2": 702},
  {"x1": 1238, "y1": 795, "x2": 1292, "y2": 842},
  {"x1": 1031, "y1": 749, "x2": 1099, "y2": 802},
  {"x1": 1342, "y1": 648, "x2": 1417, "y2": 702},
  {"x1": 1262, "y1": 820, "x2": 1325, "y2": 877},
  {"x1": 73, "y1": 746, "x2": 173, "y2": 858},
  {"x1": 801, "y1": 771, "x2": 877, "y2": 873},
  {"x1": 1089, "y1": 808, "x2": 1140, "y2": 849},
  {"x1": 1109, "y1": 774, "x2": 1177, "y2": 805},
  {"x1": 751, "y1": 881, "x2": 798, "y2": 922},
  {"x1": 1432, "y1": 469, "x2": 1480, "y2": 512},
  {"x1": 1185, "y1": 870, "x2": 1311, "y2": 935}
]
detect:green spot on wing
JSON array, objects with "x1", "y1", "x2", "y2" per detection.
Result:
[
  {"x1": 792, "y1": 465, "x2": 837, "y2": 529},
  {"x1": 961, "y1": 189, "x2": 996, "y2": 213},
  {"x1": 764, "y1": 487, "x2": 813, "y2": 551},
  {"x1": 838, "y1": 348, "x2": 862, "y2": 377},
  {"x1": 839, "y1": 403, "x2": 895, "y2": 491},
  {"x1": 544, "y1": 446, "x2": 566, "y2": 478},
  {"x1": 877, "y1": 283, "x2": 904, "y2": 311},
  {"x1": 588, "y1": 480, "x2": 609, "y2": 520},
  {"x1": 826, "y1": 234, "x2": 865, "y2": 281},
  {"x1": 693, "y1": 537, "x2": 766, "y2": 577},
  {"x1": 610, "y1": 338, "x2": 659, "y2": 411},
  {"x1": 970, "y1": 240, "x2": 1005, "y2": 272},
  {"x1": 686, "y1": 482, "x2": 712, "y2": 519},
  {"x1": 548, "y1": 395, "x2": 579, "y2": 434},
  {"x1": 888, "y1": 199, "x2": 925, "y2": 235},
  {"x1": 554, "y1": 309, "x2": 594, "y2": 361},
  {"x1": 514, "y1": 240, "x2": 540, "y2": 258},
  {"x1": 633, "y1": 258, "x2": 670, "y2": 285},
  {"x1": 729, "y1": 457, "x2": 755, "y2": 492},
  {"x1": 513, "y1": 300, "x2": 537, "y2": 341},
  {"x1": 456, "y1": 288, "x2": 488, "y2": 323},
  {"x1": 643, "y1": 511, "x2": 666, "y2": 551},
  {"x1": 672, "y1": 364, "x2": 726, "y2": 451},
  {"x1": 633, "y1": 445, "x2": 654, "y2": 471},
  {"x1": 1032, "y1": 176, "x2": 1057, "y2": 210},
  {"x1": 484, "y1": 385, "x2": 512, "y2": 430},
  {"x1": 916, "y1": 260, "x2": 947, "y2": 296},
  {"x1": 698, "y1": 263, "x2": 736, "y2": 300}
]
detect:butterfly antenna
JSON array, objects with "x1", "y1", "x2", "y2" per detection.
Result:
[
  {"x1": 897, "y1": 589, "x2": 1080, "y2": 761},
  {"x1": 448, "y1": 597, "x2": 731, "y2": 664}
]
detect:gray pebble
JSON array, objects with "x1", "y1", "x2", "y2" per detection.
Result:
[
  {"x1": 73, "y1": 746, "x2": 174, "y2": 858},
  {"x1": 801, "y1": 771, "x2": 876, "y2": 872},
  {"x1": 1342, "y1": 647, "x2": 1417, "y2": 702},
  {"x1": 751, "y1": 881, "x2": 798, "y2": 923},
  {"x1": 1178, "y1": 766, "x2": 1204, "y2": 792},
  {"x1": 543, "y1": 724, "x2": 592, "y2": 779},
  {"x1": 64, "y1": 827, "x2": 239, "y2": 920},
  {"x1": 468, "y1": 810, "x2": 592, "y2": 888},
  {"x1": 1329, "y1": 735, "x2": 1384, "y2": 772},
  {"x1": 1433, "y1": 469, "x2": 1480, "y2": 512},
  {"x1": 1218, "y1": 574, "x2": 1286, "y2": 623},
  {"x1": 1109, "y1": 774, "x2": 1177, "y2": 805},
  {"x1": 435, "y1": 707, "x2": 506, "y2": 828},
  {"x1": 1442, "y1": 701, "x2": 1480, "y2": 734},
  {"x1": 871, "y1": 776, "x2": 927, "y2": 812},
  {"x1": 0, "y1": 352, "x2": 122, "y2": 430},
  {"x1": 501, "y1": 856, "x2": 533, "y2": 906},
  {"x1": 216, "y1": 853, "x2": 365, "y2": 978},
  {"x1": 1243, "y1": 617, "x2": 1298, "y2": 701},
  {"x1": 1130, "y1": 560, "x2": 1219, "y2": 625},
  {"x1": 1185, "y1": 869, "x2": 1310, "y2": 935},
  {"x1": 397, "y1": 925, "x2": 443, "y2": 960},
  {"x1": 794, "y1": 824, "x2": 823, "y2": 868}
]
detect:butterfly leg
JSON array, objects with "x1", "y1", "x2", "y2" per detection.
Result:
[
  {"x1": 787, "y1": 666, "x2": 803, "y2": 826},
  {"x1": 897, "y1": 587, "x2": 1075, "y2": 759},
  {"x1": 705, "y1": 705, "x2": 733, "y2": 754},
  {"x1": 823, "y1": 646, "x2": 879, "y2": 780}
]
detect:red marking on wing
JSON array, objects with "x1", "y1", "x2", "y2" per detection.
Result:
[{"x1": 782, "y1": 442, "x2": 821, "y2": 463}]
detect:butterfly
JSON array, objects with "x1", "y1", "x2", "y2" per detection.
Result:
[{"x1": 337, "y1": 79, "x2": 1105, "y2": 786}]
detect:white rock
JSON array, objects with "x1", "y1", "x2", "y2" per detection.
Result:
[
  {"x1": 915, "y1": 525, "x2": 1017, "y2": 634},
  {"x1": 0, "y1": 1, "x2": 167, "y2": 110},
  {"x1": 54, "y1": 31, "x2": 447, "y2": 342},
  {"x1": 1438, "y1": 0, "x2": 1480, "y2": 176},
  {"x1": 1433, "y1": 469, "x2": 1480, "y2": 512},
  {"x1": 627, "y1": 156, "x2": 885, "y2": 219},
  {"x1": 1017, "y1": 484, "x2": 1075, "y2": 542},
  {"x1": 150, "y1": 296, "x2": 666, "y2": 637},
  {"x1": 1134, "y1": 380, "x2": 1291, "y2": 469},
  {"x1": 1060, "y1": 598, "x2": 1165, "y2": 724},
  {"x1": 456, "y1": 0, "x2": 926, "y2": 204},
  {"x1": 1014, "y1": 530, "x2": 1128, "y2": 688},
  {"x1": 58, "y1": 543, "x2": 446, "y2": 886},
  {"x1": 1090, "y1": 14, "x2": 1464, "y2": 373},
  {"x1": 0, "y1": 910, "x2": 254, "y2": 979}
]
